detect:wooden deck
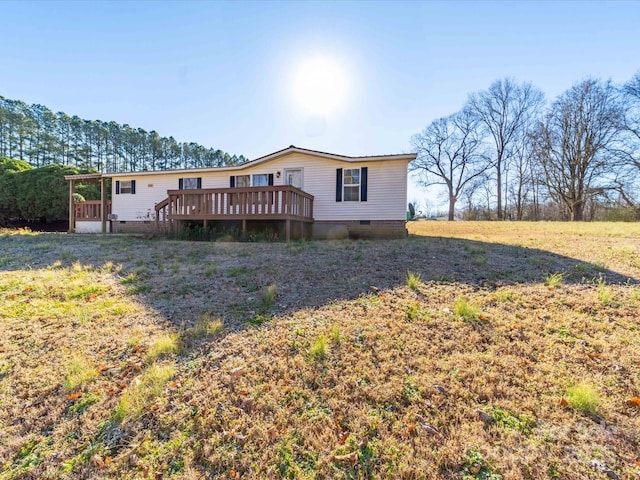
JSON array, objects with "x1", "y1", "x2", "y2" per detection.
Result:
[{"x1": 155, "y1": 185, "x2": 314, "y2": 240}]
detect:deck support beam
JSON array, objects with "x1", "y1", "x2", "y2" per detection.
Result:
[{"x1": 286, "y1": 219, "x2": 291, "y2": 242}]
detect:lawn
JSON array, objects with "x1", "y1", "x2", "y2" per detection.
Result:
[{"x1": 1, "y1": 222, "x2": 639, "y2": 479}]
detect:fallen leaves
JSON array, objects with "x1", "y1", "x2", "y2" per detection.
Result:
[
  {"x1": 230, "y1": 366, "x2": 245, "y2": 380},
  {"x1": 266, "y1": 427, "x2": 278, "y2": 443},
  {"x1": 240, "y1": 396, "x2": 254, "y2": 412},
  {"x1": 67, "y1": 392, "x2": 83, "y2": 401},
  {"x1": 91, "y1": 454, "x2": 112, "y2": 469},
  {"x1": 626, "y1": 397, "x2": 640, "y2": 408},
  {"x1": 333, "y1": 451, "x2": 358, "y2": 464}
]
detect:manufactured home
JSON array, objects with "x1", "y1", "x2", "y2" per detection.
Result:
[{"x1": 66, "y1": 146, "x2": 416, "y2": 240}]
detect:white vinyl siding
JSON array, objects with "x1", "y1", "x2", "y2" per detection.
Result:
[{"x1": 109, "y1": 152, "x2": 408, "y2": 222}]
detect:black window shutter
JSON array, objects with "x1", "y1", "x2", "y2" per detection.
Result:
[
  {"x1": 131, "y1": 180, "x2": 136, "y2": 194},
  {"x1": 230, "y1": 176, "x2": 235, "y2": 188},
  {"x1": 360, "y1": 167, "x2": 368, "y2": 202},
  {"x1": 178, "y1": 178, "x2": 184, "y2": 190},
  {"x1": 115, "y1": 181, "x2": 120, "y2": 195},
  {"x1": 268, "y1": 174, "x2": 274, "y2": 186},
  {"x1": 336, "y1": 168, "x2": 343, "y2": 202},
  {"x1": 197, "y1": 177, "x2": 202, "y2": 189}
]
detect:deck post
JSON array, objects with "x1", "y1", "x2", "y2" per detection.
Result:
[
  {"x1": 286, "y1": 218, "x2": 291, "y2": 242},
  {"x1": 68, "y1": 179, "x2": 75, "y2": 233},
  {"x1": 241, "y1": 219, "x2": 247, "y2": 240},
  {"x1": 100, "y1": 176, "x2": 107, "y2": 233}
]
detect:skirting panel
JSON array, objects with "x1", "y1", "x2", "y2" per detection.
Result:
[
  {"x1": 312, "y1": 221, "x2": 407, "y2": 240},
  {"x1": 110, "y1": 221, "x2": 158, "y2": 233}
]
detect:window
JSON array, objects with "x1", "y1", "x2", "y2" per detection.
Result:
[
  {"x1": 230, "y1": 174, "x2": 273, "y2": 188},
  {"x1": 230, "y1": 175, "x2": 250, "y2": 188},
  {"x1": 336, "y1": 167, "x2": 367, "y2": 202},
  {"x1": 116, "y1": 180, "x2": 136, "y2": 194},
  {"x1": 343, "y1": 169, "x2": 360, "y2": 201},
  {"x1": 253, "y1": 174, "x2": 268, "y2": 187},
  {"x1": 179, "y1": 177, "x2": 201, "y2": 189},
  {"x1": 285, "y1": 168, "x2": 303, "y2": 189}
]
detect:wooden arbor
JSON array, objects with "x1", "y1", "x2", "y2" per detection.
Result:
[{"x1": 64, "y1": 174, "x2": 109, "y2": 233}]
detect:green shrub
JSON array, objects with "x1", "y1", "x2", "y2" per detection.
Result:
[{"x1": 0, "y1": 160, "x2": 100, "y2": 222}]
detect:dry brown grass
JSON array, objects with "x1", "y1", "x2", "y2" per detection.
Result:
[{"x1": 1, "y1": 222, "x2": 639, "y2": 479}]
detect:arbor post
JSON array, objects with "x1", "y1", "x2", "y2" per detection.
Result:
[
  {"x1": 68, "y1": 179, "x2": 75, "y2": 233},
  {"x1": 101, "y1": 176, "x2": 107, "y2": 233}
]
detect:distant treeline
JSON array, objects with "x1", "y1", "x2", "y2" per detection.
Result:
[
  {"x1": 0, "y1": 96, "x2": 248, "y2": 173},
  {"x1": 410, "y1": 73, "x2": 640, "y2": 221}
]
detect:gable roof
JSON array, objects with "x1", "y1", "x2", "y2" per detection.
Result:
[{"x1": 95, "y1": 145, "x2": 416, "y2": 178}]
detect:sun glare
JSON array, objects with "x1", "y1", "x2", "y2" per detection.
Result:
[{"x1": 292, "y1": 56, "x2": 348, "y2": 115}]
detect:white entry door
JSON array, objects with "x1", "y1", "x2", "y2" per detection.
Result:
[{"x1": 284, "y1": 169, "x2": 303, "y2": 189}]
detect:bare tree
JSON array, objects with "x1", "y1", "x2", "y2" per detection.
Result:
[
  {"x1": 410, "y1": 110, "x2": 491, "y2": 220},
  {"x1": 507, "y1": 131, "x2": 539, "y2": 220},
  {"x1": 621, "y1": 71, "x2": 640, "y2": 170},
  {"x1": 460, "y1": 172, "x2": 491, "y2": 220},
  {"x1": 532, "y1": 78, "x2": 625, "y2": 221},
  {"x1": 467, "y1": 78, "x2": 545, "y2": 220}
]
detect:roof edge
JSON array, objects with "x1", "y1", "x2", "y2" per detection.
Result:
[{"x1": 66, "y1": 146, "x2": 417, "y2": 179}]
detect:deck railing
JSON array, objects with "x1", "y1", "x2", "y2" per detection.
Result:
[
  {"x1": 155, "y1": 185, "x2": 314, "y2": 225},
  {"x1": 75, "y1": 200, "x2": 112, "y2": 221}
]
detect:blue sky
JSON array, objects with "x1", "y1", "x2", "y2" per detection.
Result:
[{"x1": 2, "y1": 0, "x2": 639, "y2": 205}]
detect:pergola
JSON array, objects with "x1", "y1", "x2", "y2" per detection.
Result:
[{"x1": 64, "y1": 173, "x2": 109, "y2": 233}]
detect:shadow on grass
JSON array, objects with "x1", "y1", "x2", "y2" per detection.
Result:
[{"x1": 1, "y1": 231, "x2": 637, "y2": 330}]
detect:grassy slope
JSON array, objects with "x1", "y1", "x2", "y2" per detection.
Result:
[{"x1": 0, "y1": 222, "x2": 639, "y2": 479}]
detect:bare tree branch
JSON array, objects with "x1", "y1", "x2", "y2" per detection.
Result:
[{"x1": 410, "y1": 110, "x2": 492, "y2": 220}]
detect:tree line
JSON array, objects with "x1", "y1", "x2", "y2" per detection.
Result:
[
  {"x1": 410, "y1": 72, "x2": 640, "y2": 221},
  {"x1": 0, "y1": 96, "x2": 248, "y2": 173}
]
